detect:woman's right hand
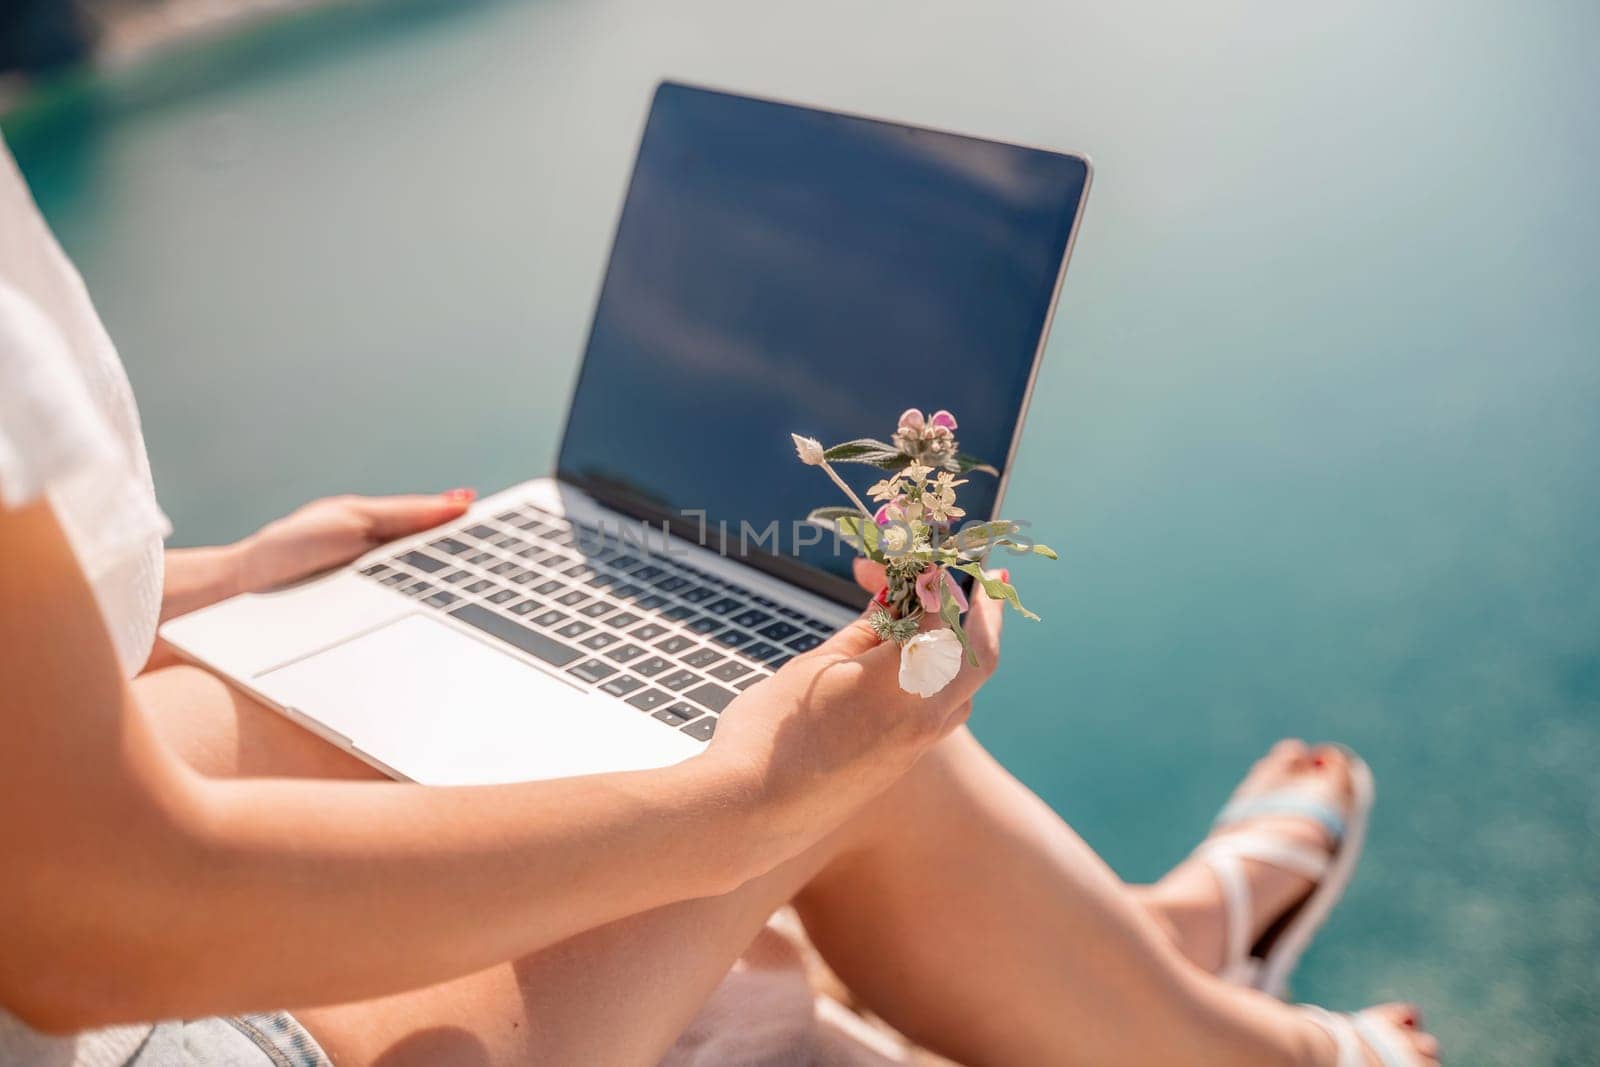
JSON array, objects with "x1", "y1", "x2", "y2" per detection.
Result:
[{"x1": 706, "y1": 566, "x2": 1005, "y2": 858}]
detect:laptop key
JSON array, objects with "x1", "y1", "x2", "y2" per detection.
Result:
[
  {"x1": 581, "y1": 631, "x2": 620, "y2": 650},
  {"x1": 568, "y1": 659, "x2": 616, "y2": 684},
  {"x1": 600, "y1": 675, "x2": 645, "y2": 697},
  {"x1": 464, "y1": 579, "x2": 494, "y2": 594},
  {"x1": 681, "y1": 716, "x2": 717, "y2": 742},
  {"x1": 556, "y1": 621, "x2": 593, "y2": 639},
  {"x1": 360, "y1": 563, "x2": 391, "y2": 577},
  {"x1": 653, "y1": 704, "x2": 699, "y2": 727},
  {"x1": 714, "y1": 629, "x2": 753, "y2": 650},
  {"x1": 658, "y1": 669, "x2": 702, "y2": 692},
  {"x1": 397, "y1": 550, "x2": 446, "y2": 574},
  {"x1": 556, "y1": 590, "x2": 588, "y2": 607},
  {"x1": 680, "y1": 585, "x2": 715, "y2": 604},
  {"x1": 661, "y1": 604, "x2": 696, "y2": 622},
  {"x1": 463, "y1": 523, "x2": 498, "y2": 540},
  {"x1": 709, "y1": 661, "x2": 750, "y2": 682},
  {"x1": 605, "y1": 611, "x2": 642, "y2": 630},
  {"x1": 682, "y1": 648, "x2": 724, "y2": 669},
  {"x1": 687, "y1": 617, "x2": 724, "y2": 636},
  {"x1": 631, "y1": 623, "x2": 669, "y2": 642},
  {"x1": 579, "y1": 601, "x2": 613, "y2": 618},
  {"x1": 684, "y1": 681, "x2": 737, "y2": 712},
  {"x1": 533, "y1": 579, "x2": 563, "y2": 595},
  {"x1": 401, "y1": 580, "x2": 434, "y2": 597},
  {"x1": 757, "y1": 621, "x2": 800, "y2": 641},
  {"x1": 633, "y1": 656, "x2": 672, "y2": 677},
  {"x1": 424, "y1": 591, "x2": 460, "y2": 608},
  {"x1": 631, "y1": 565, "x2": 666, "y2": 582},
  {"x1": 740, "y1": 641, "x2": 784, "y2": 663},
  {"x1": 466, "y1": 550, "x2": 496, "y2": 566},
  {"x1": 766, "y1": 654, "x2": 793, "y2": 670},
  {"x1": 606, "y1": 643, "x2": 646, "y2": 663},
  {"x1": 441, "y1": 569, "x2": 472, "y2": 585},
  {"x1": 449, "y1": 603, "x2": 583, "y2": 667},
  {"x1": 635, "y1": 594, "x2": 669, "y2": 612},
  {"x1": 734, "y1": 675, "x2": 763, "y2": 691},
  {"x1": 704, "y1": 597, "x2": 741, "y2": 615},
  {"x1": 379, "y1": 571, "x2": 409, "y2": 587},
  {"x1": 509, "y1": 599, "x2": 540, "y2": 616},
  {"x1": 787, "y1": 633, "x2": 824, "y2": 652},
  {"x1": 486, "y1": 588, "x2": 518, "y2": 605},
  {"x1": 655, "y1": 635, "x2": 695, "y2": 655},
  {"x1": 627, "y1": 689, "x2": 674, "y2": 711},
  {"x1": 654, "y1": 575, "x2": 691, "y2": 594},
  {"x1": 731, "y1": 609, "x2": 771, "y2": 629},
  {"x1": 531, "y1": 609, "x2": 567, "y2": 628}
]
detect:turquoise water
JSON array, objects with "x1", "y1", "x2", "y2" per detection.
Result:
[{"x1": 5, "y1": 2, "x2": 1596, "y2": 1061}]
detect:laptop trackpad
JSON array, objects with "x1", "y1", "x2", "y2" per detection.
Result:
[{"x1": 257, "y1": 614, "x2": 694, "y2": 785}]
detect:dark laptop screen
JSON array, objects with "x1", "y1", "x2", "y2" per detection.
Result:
[{"x1": 558, "y1": 82, "x2": 1089, "y2": 606}]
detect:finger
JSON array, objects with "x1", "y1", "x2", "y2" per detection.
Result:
[
  {"x1": 852, "y1": 557, "x2": 888, "y2": 596},
  {"x1": 815, "y1": 601, "x2": 884, "y2": 659},
  {"x1": 355, "y1": 489, "x2": 475, "y2": 541}
]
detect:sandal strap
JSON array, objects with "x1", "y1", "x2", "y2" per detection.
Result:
[
  {"x1": 1214, "y1": 789, "x2": 1347, "y2": 843},
  {"x1": 1196, "y1": 830, "x2": 1331, "y2": 882},
  {"x1": 1298, "y1": 1007, "x2": 1423, "y2": 1067},
  {"x1": 1353, "y1": 1010, "x2": 1424, "y2": 1067},
  {"x1": 1194, "y1": 830, "x2": 1330, "y2": 978},
  {"x1": 1299, "y1": 1007, "x2": 1364, "y2": 1067}
]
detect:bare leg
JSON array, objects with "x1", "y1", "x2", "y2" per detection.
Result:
[{"x1": 138, "y1": 667, "x2": 1436, "y2": 1066}]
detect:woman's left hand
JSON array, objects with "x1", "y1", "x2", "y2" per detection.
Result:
[{"x1": 233, "y1": 489, "x2": 476, "y2": 593}]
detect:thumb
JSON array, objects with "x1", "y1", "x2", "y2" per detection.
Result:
[{"x1": 354, "y1": 489, "x2": 475, "y2": 541}]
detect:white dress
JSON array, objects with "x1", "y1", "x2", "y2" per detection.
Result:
[{"x1": 0, "y1": 136, "x2": 170, "y2": 1067}]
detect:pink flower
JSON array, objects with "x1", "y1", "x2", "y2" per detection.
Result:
[
  {"x1": 929, "y1": 409, "x2": 958, "y2": 432},
  {"x1": 873, "y1": 503, "x2": 893, "y2": 526},
  {"x1": 915, "y1": 565, "x2": 969, "y2": 614},
  {"x1": 897, "y1": 408, "x2": 925, "y2": 433}
]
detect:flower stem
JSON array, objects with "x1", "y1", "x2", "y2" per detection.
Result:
[{"x1": 819, "y1": 459, "x2": 875, "y2": 521}]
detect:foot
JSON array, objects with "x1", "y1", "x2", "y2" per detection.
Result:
[
  {"x1": 1300, "y1": 1002, "x2": 1441, "y2": 1066},
  {"x1": 1142, "y1": 739, "x2": 1356, "y2": 975}
]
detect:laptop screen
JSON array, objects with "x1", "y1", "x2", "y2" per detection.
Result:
[{"x1": 558, "y1": 82, "x2": 1089, "y2": 607}]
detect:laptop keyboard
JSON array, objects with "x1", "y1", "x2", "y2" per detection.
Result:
[{"x1": 355, "y1": 503, "x2": 836, "y2": 745}]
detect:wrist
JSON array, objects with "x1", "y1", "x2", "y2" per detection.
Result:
[
  {"x1": 670, "y1": 751, "x2": 798, "y2": 894},
  {"x1": 222, "y1": 535, "x2": 260, "y2": 597}
]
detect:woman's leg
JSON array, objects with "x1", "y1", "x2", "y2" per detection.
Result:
[{"x1": 138, "y1": 666, "x2": 1433, "y2": 1066}]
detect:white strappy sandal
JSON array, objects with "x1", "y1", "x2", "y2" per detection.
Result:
[
  {"x1": 1300, "y1": 1006, "x2": 1430, "y2": 1067},
  {"x1": 1192, "y1": 746, "x2": 1375, "y2": 998}
]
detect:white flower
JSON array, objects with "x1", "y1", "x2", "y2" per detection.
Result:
[
  {"x1": 897, "y1": 628, "x2": 964, "y2": 697},
  {"x1": 791, "y1": 434, "x2": 825, "y2": 466}
]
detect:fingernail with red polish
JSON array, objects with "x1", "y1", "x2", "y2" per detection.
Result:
[
  {"x1": 444, "y1": 487, "x2": 476, "y2": 503},
  {"x1": 1000, "y1": 569, "x2": 1010, "y2": 583}
]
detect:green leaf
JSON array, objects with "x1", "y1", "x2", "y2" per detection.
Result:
[
  {"x1": 1030, "y1": 543, "x2": 1059, "y2": 560},
  {"x1": 950, "y1": 452, "x2": 1000, "y2": 477},
  {"x1": 833, "y1": 514, "x2": 885, "y2": 559},
  {"x1": 952, "y1": 562, "x2": 1041, "y2": 621},
  {"x1": 939, "y1": 578, "x2": 978, "y2": 667},
  {"x1": 823, "y1": 439, "x2": 912, "y2": 470},
  {"x1": 806, "y1": 506, "x2": 860, "y2": 526},
  {"x1": 946, "y1": 520, "x2": 1021, "y2": 555}
]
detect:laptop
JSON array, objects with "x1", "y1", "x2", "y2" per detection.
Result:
[{"x1": 160, "y1": 82, "x2": 1092, "y2": 786}]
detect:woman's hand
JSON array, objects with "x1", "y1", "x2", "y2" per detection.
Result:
[
  {"x1": 706, "y1": 564, "x2": 1005, "y2": 862},
  {"x1": 232, "y1": 489, "x2": 475, "y2": 594},
  {"x1": 155, "y1": 490, "x2": 476, "y2": 636}
]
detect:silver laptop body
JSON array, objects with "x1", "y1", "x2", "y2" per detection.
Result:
[{"x1": 159, "y1": 83, "x2": 1092, "y2": 785}]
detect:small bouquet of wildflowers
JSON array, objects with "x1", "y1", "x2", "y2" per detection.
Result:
[{"x1": 792, "y1": 408, "x2": 1055, "y2": 697}]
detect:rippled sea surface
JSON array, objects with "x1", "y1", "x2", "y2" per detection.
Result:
[{"x1": 5, "y1": 2, "x2": 1596, "y2": 1061}]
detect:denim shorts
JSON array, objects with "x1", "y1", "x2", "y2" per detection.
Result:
[{"x1": 126, "y1": 1013, "x2": 330, "y2": 1067}]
